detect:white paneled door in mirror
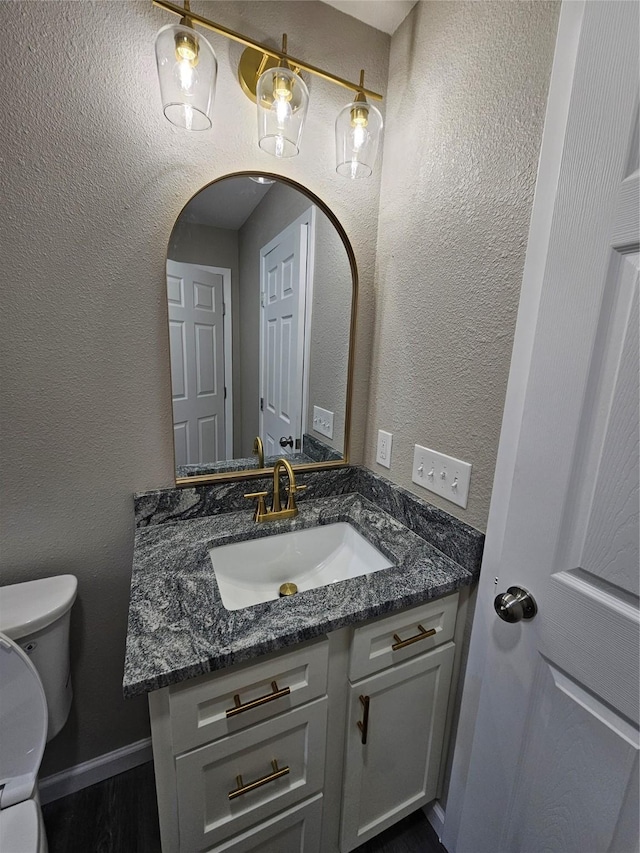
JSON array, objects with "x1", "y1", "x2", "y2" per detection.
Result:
[
  {"x1": 167, "y1": 261, "x2": 228, "y2": 467},
  {"x1": 260, "y1": 216, "x2": 308, "y2": 460}
]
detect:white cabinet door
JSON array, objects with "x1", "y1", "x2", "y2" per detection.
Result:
[{"x1": 340, "y1": 642, "x2": 455, "y2": 852}]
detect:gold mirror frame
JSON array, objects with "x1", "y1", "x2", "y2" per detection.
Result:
[{"x1": 169, "y1": 171, "x2": 358, "y2": 488}]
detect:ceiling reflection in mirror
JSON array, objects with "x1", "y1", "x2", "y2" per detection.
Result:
[{"x1": 166, "y1": 174, "x2": 355, "y2": 481}]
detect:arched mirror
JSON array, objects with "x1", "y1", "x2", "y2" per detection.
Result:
[{"x1": 166, "y1": 172, "x2": 357, "y2": 484}]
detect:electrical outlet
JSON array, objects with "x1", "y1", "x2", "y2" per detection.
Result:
[
  {"x1": 412, "y1": 444, "x2": 472, "y2": 509},
  {"x1": 376, "y1": 430, "x2": 393, "y2": 468},
  {"x1": 313, "y1": 406, "x2": 334, "y2": 439}
]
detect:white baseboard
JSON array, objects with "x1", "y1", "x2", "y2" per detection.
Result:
[
  {"x1": 423, "y1": 799, "x2": 446, "y2": 842},
  {"x1": 39, "y1": 737, "x2": 153, "y2": 805}
]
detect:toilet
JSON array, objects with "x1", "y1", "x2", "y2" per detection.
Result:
[{"x1": 0, "y1": 575, "x2": 77, "y2": 853}]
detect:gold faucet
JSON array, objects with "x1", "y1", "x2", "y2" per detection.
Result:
[
  {"x1": 244, "y1": 458, "x2": 307, "y2": 522},
  {"x1": 253, "y1": 435, "x2": 265, "y2": 468}
]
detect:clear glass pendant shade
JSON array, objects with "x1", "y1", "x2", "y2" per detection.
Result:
[
  {"x1": 335, "y1": 98, "x2": 383, "y2": 178},
  {"x1": 256, "y1": 65, "x2": 309, "y2": 158},
  {"x1": 155, "y1": 23, "x2": 217, "y2": 131}
]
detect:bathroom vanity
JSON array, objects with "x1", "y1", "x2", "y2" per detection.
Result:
[
  {"x1": 124, "y1": 470, "x2": 483, "y2": 853},
  {"x1": 149, "y1": 596, "x2": 457, "y2": 853}
]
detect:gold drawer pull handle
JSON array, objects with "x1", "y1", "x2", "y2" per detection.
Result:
[
  {"x1": 391, "y1": 624, "x2": 436, "y2": 651},
  {"x1": 226, "y1": 680, "x2": 291, "y2": 718},
  {"x1": 357, "y1": 694, "x2": 370, "y2": 745},
  {"x1": 228, "y1": 759, "x2": 290, "y2": 800}
]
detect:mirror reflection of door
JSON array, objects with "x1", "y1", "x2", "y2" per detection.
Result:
[
  {"x1": 165, "y1": 174, "x2": 353, "y2": 479},
  {"x1": 167, "y1": 262, "x2": 232, "y2": 467},
  {"x1": 260, "y1": 214, "x2": 312, "y2": 458}
]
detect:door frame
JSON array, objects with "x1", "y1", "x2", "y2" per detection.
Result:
[
  {"x1": 258, "y1": 206, "x2": 316, "y2": 446},
  {"x1": 442, "y1": 1, "x2": 639, "y2": 848}
]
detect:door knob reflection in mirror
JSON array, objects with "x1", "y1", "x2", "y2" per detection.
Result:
[
  {"x1": 494, "y1": 587, "x2": 537, "y2": 623},
  {"x1": 279, "y1": 436, "x2": 294, "y2": 448}
]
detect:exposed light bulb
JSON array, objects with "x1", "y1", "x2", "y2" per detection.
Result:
[
  {"x1": 350, "y1": 123, "x2": 369, "y2": 152},
  {"x1": 173, "y1": 29, "x2": 199, "y2": 94},
  {"x1": 275, "y1": 96, "x2": 292, "y2": 128},
  {"x1": 174, "y1": 59, "x2": 198, "y2": 94},
  {"x1": 272, "y1": 71, "x2": 293, "y2": 130}
]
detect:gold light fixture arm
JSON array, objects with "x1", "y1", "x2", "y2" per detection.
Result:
[{"x1": 152, "y1": 0, "x2": 383, "y2": 101}]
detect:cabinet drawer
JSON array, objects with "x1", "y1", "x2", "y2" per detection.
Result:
[
  {"x1": 169, "y1": 637, "x2": 328, "y2": 754},
  {"x1": 204, "y1": 794, "x2": 323, "y2": 853},
  {"x1": 349, "y1": 593, "x2": 457, "y2": 681},
  {"x1": 176, "y1": 697, "x2": 327, "y2": 851}
]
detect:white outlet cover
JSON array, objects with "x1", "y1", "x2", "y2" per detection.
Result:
[
  {"x1": 412, "y1": 444, "x2": 472, "y2": 509},
  {"x1": 376, "y1": 430, "x2": 393, "y2": 468}
]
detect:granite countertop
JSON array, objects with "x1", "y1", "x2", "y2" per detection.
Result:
[{"x1": 124, "y1": 492, "x2": 474, "y2": 697}]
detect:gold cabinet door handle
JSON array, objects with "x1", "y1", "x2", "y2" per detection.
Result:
[
  {"x1": 391, "y1": 623, "x2": 436, "y2": 651},
  {"x1": 228, "y1": 759, "x2": 290, "y2": 800},
  {"x1": 226, "y1": 680, "x2": 291, "y2": 718},
  {"x1": 357, "y1": 694, "x2": 370, "y2": 745}
]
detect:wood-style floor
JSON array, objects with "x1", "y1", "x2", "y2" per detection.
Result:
[{"x1": 42, "y1": 761, "x2": 448, "y2": 853}]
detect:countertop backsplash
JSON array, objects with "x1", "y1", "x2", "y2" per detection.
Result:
[{"x1": 134, "y1": 465, "x2": 484, "y2": 577}]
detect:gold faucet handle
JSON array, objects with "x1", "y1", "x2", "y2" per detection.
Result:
[
  {"x1": 244, "y1": 491, "x2": 268, "y2": 520},
  {"x1": 286, "y1": 483, "x2": 307, "y2": 510}
]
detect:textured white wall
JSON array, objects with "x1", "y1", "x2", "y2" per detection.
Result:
[
  {"x1": 365, "y1": 0, "x2": 559, "y2": 531},
  {"x1": 0, "y1": 0, "x2": 388, "y2": 774}
]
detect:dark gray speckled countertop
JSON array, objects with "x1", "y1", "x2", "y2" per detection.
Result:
[{"x1": 124, "y1": 492, "x2": 474, "y2": 697}]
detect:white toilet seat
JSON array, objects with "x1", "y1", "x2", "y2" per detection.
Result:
[
  {"x1": 0, "y1": 799, "x2": 41, "y2": 853},
  {"x1": 0, "y1": 633, "x2": 47, "y2": 809}
]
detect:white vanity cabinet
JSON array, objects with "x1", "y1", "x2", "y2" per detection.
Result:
[{"x1": 149, "y1": 593, "x2": 459, "y2": 853}]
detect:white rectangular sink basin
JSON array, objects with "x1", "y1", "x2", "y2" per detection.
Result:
[{"x1": 209, "y1": 522, "x2": 393, "y2": 611}]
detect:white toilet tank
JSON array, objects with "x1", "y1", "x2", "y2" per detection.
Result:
[{"x1": 0, "y1": 575, "x2": 77, "y2": 741}]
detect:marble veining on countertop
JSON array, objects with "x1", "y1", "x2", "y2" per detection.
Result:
[{"x1": 124, "y1": 493, "x2": 474, "y2": 697}]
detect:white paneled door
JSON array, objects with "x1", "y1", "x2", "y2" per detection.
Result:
[
  {"x1": 167, "y1": 260, "x2": 226, "y2": 467},
  {"x1": 445, "y1": 3, "x2": 639, "y2": 853},
  {"x1": 260, "y1": 221, "x2": 308, "y2": 458}
]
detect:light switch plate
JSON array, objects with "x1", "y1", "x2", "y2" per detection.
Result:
[
  {"x1": 376, "y1": 430, "x2": 393, "y2": 468},
  {"x1": 313, "y1": 406, "x2": 334, "y2": 439},
  {"x1": 412, "y1": 444, "x2": 472, "y2": 509}
]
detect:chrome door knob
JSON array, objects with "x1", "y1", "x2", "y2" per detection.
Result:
[
  {"x1": 279, "y1": 436, "x2": 294, "y2": 448},
  {"x1": 494, "y1": 586, "x2": 537, "y2": 623}
]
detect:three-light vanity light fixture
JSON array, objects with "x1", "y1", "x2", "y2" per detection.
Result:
[{"x1": 153, "y1": 0, "x2": 384, "y2": 178}]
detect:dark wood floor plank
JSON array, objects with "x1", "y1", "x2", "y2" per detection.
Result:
[
  {"x1": 43, "y1": 762, "x2": 447, "y2": 853},
  {"x1": 43, "y1": 763, "x2": 161, "y2": 853}
]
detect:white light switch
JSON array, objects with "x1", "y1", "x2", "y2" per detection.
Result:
[
  {"x1": 412, "y1": 444, "x2": 472, "y2": 509},
  {"x1": 376, "y1": 430, "x2": 393, "y2": 468},
  {"x1": 313, "y1": 406, "x2": 334, "y2": 439}
]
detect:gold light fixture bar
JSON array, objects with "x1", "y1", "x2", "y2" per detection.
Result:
[{"x1": 152, "y1": 0, "x2": 383, "y2": 101}]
